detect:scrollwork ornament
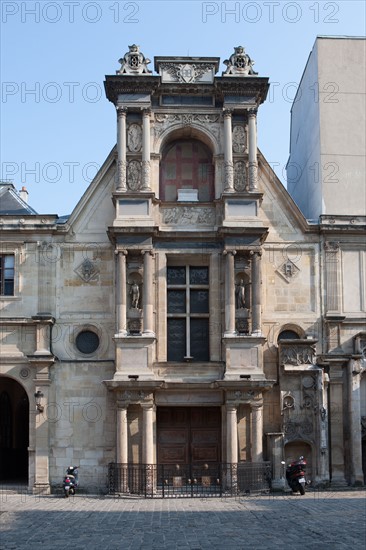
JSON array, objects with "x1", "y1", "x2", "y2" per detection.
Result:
[
  {"x1": 127, "y1": 160, "x2": 142, "y2": 191},
  {"x1": 234, "y1": 161, "x2": 247, "y2": 191}
]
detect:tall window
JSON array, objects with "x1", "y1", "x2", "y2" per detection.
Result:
[
  {"x1": 167, "y1": 266, "x2": 209, "y2": 362},
  {"x1": 160, "y1": 139, "x2": 214, "y2": 202},
  {"x1": 0, "y1": 255, "x2": 15, "y2": 296}
]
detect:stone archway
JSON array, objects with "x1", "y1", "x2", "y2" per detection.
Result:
[
  {"x1": 285, "y1": 440, "x2": 312, "y2": 482},
  {"x1": 0, "y1": 377, "x2": 29, "y2": 482}
]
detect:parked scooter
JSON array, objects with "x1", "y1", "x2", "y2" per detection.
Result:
[
  {"x1": 285, "y1": 456, "x2": 307, "y2": 495},
  {"x1": 63, "y1": 466, "x2": 79, "y2": 497}
]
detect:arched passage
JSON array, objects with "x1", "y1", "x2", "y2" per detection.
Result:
[
  {"x1": 0, "y1": 377, "x2": 29, "y2": 482},
  {"x1": 285, "y1": 440, "x2": 312, "y2": 482}
]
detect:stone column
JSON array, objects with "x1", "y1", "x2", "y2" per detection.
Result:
[
  {"x1": 142, "y1": 403, "x2": 155, "y2": 464},
  {"x1": 347, "y1": 359, "x2": 364, "y2": 485},
  {"x1": 329, "y1": 363, "x2": 347, "y2": 486},
  {"x1": 251, "y1": 251, "x2": 262, "y2": 335},
  {"x1": 251, "y1": 401, "x2": 263, "y2": 462},
  {"x1": 226, "y1": 404, "x2": 238, "y2": 492},
  {"x1": 142, "y1": 402, "x2": 155, "y2": 494},
  {"x1": 116, "y1": 250, "x2": 127, "y2": 335},
  {"x1": 226, "y1": 405, "x2": 238, "y2": 463},
  {"x1": 116, "y1": 405, "x2": 128, "y2": 464},
  {"x1": 248, "y1": 109, "x2": 258, "y2": 190},
  {"x1": 116, "y1": 106, "x2": 127, "y2": 191},
  {"x1": 223, "y1": 109, "x2": 234, "y2": 191},
  {"x1": 116, "y1": 404, "x2": 128, "y2": 492},
  {"x1": 141, "y1": 109, "x2": 151, "y2": 190},
  {"x1": 224, "y1": 250, "x2": 236, "y2": 336},
  {"x1": 142, "y1": 251, "x2": 154, "y2": 335},
  {"x1": 324, "y1": 241, "x2": 341, "y2": 314},
  {"x1": 33, "y1": 380, "x2": 51, "y2": 494}
]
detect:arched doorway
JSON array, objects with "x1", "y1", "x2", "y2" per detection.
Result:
[
  {"x1": 0, "y1": 377, "x2": 29, "y2": 482},
  {"x1": 285, "y1": 440, "x2": 312, "y2": 482}
]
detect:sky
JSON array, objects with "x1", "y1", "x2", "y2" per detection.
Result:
[{"x1": 1, "y1": 0, "x2": 365, "y2": 215}]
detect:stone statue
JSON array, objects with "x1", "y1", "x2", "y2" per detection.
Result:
[
  {"x1": 223, "y1": 46, "x2": 257, "y2": 76},
  {"x1": 130, "y1": 282, "x2": 140, "y2": 309},
  {"x1": 117, "y1": 44, "x2": 152, "y2": 75},
  {"x1": 236, "y1": 279, "x2": 246, "y2": 309}
]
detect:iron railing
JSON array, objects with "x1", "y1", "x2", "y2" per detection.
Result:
[{"x1": 108, "y1": 462, "x2": 272, "y2": 498}]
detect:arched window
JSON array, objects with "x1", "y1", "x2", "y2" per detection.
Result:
[
  {"x1": 278, "y1": 330, "x2": 300, "y2": 341},
  {"x1": 160, "y1": 139, "x2": 214, "y2": 202}
]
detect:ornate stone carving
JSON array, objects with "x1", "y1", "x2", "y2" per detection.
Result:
[
  {"x1": 232, "y1": 125, "x2": 246, "y2": 153},
  {"x1": 276, "y1": 259, "x2": 300, "y2": 283},
  {"x1": 154, "y1": 113, "x2": 220, "y2": 144},
  {"x1": 284, "y1": 418, "x2": 313, "y2": 438},
  {"x1": 116, "y1": 160, "x2": 127, "y2": 189},
  {"x1": 223, "y1": 46, "x2": 257, "y2": 76},
  {"x1": 75, "y1": 258, "x2": 99, "y2": 283},
  {"x1": 158, "y1": 62, "x2": 214, "y2": 83},
  {"x1": 280, "y1": 344, "x2": 316, "y2": 366},
  {"x1": 127, "y1": 160, "x2": 141, "y2": 191},
  {"x1": 127, "y1": 123, "x2": 142, "y2": 152},
  {"x1": 141, "y1": 160, "x2": 151, "y2": 190},
  {"x1": 117, "y1": 44, "x2": 152, "y2": 75},
  {"x1": 224, "y1": 160, "x2": 234, "y2": 189},
  {"x1": 161, "y1": 207, "x2": 215, "y2": 225},
  {"x1": 234, "y1": 161, "x2": 247, "y2": 191}
]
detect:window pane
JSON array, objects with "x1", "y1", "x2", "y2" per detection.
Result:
[
  {"x1": 1, "y1": 255, "x2": 15, "y2": 296},
  {"x1": 190, "y1": 319, "x2": 209, "y2": 361},
  {"x1": 168, "y1": 290, "x2": 186, "y2": 313},
  {"x1": 4, "y1": 256, "x2": 14, "y2": 269},
  {"x1": 167, "y1": 267, "x2": 186, "y2": 285},
  {"x1": 189, "y1": 267, "x2": 209, "y2": 285},
  {"x1": 190, "y1": 290, "x2": 209, "y2": 313},
  {"x1": 4, "y1": 281, "x2": 14, "y2": 296},
  {"x1": 167, "y1": 319, "x2": 186, "y2": 361}
]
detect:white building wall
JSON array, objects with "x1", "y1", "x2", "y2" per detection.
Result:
[{"x1": 287, "y1": 37, "x2": 366, "y2": 219}]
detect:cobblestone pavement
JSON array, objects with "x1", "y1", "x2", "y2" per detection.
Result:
[{"x1": 0, "y1": 490, "x2": 365, "y2": 550}]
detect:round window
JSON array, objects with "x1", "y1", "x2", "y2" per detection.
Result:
[{"x1": 75, "y1": 330, "x2": 100, "y2": 354}]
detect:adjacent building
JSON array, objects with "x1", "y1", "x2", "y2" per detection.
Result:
[{"x1": 0, "y1": 43, "x2": 365, "y2": 495}]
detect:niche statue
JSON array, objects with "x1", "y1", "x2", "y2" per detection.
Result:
[
  {"x1": 130, "y1": 282, "x2": 140, "y2": 309},
  {"x1": 235, "y1": 279, "x2": 246, "y2": 309}
]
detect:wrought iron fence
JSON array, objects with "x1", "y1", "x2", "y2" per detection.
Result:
[{"x1": 108, "y1": 462, "x2": 272, "y2": 498}]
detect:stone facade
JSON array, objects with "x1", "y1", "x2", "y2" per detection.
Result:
[{"x1": 0, "y1": 45, "x2": 365, "y2": 494}]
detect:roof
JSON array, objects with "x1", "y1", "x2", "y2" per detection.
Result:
[{"x1": 0, "y1": 183, "x2": 38, "y2": 215}]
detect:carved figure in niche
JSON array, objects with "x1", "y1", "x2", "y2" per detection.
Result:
[
  {"x1": 127, "y1": 160, "x2": 141, "y2": 190},
  {"x1": 127, "y1": 124, "x2": 142, "y2": 152},
  {"x1": 232, "y1": 126, "x2": 245, "y2": 153},
  {"x1": 234, "y1": 161, "x2": 247, "y2": 191},
  {"x1": 223, "y1": 46, "x2": 257, "y2": 76},
  {"x1": 130, "y1": 282, "x2": 140, "y2": 309},
  {"x1": 117, "y1": 44, "x2": 152, "y2": 75},
  {"x1": 236, "y1": 279, "x2": 247, "y2": 309}
]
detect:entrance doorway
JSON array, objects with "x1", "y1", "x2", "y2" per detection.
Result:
[
  {"x1": 0, "y1": 377, "x2": 29, "y2": 482},
  {"x1": 157, "y1": 407, "x2": 221, "y2": 466}
]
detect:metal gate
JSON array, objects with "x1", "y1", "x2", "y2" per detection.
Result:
[{"x1": 108, "y1": 462, "x2": 272, "y2": 498}]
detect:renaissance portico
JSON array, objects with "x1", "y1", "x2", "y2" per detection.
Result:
[
  {"x1": 101, "y1": 45, "x2": 278, "y2": 489},
  {"x1": 1, "y1": 41, "x2": 365, "y2": 495}
]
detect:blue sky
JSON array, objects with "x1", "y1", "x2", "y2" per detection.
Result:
[{"x1": 1, "y1": 0, "x2": 365, "y2": 215}]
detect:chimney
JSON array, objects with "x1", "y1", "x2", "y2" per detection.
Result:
[{"x1": 19, "y1": 186, "x2": 28, "y2": 203}]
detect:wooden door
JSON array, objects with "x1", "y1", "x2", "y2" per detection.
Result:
[{"x1": 157, "y1": 407, "x2": 221, "y2": 466}]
